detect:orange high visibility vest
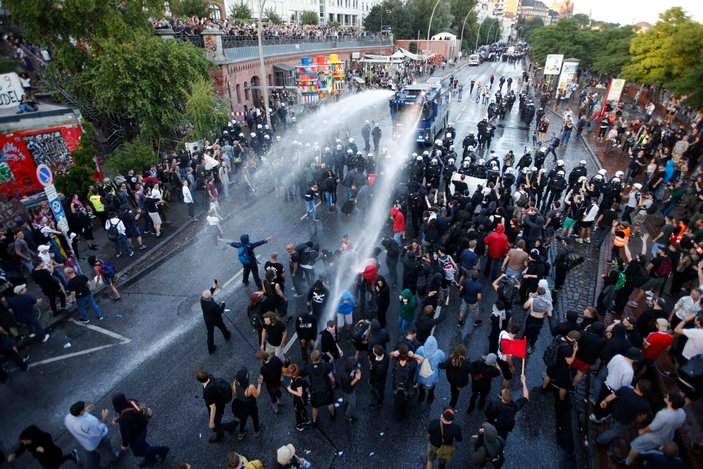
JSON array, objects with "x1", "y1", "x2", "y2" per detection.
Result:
[{"x1": 614, "y1": 226, "x2": 630, "y2": 247}]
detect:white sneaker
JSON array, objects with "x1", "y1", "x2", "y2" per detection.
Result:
[
  {"x1": 577, "y1": 238, "x2": 584, "y2": 244},
  {"x1": 42, "y1": 333, "x2": 50, "y2": 343},
  {"x1": 29, "y1": 333, "x2": 36, "y2": 338},
  {"x1": 585, "y1": 237, "x2": 591, "y2": 244}
]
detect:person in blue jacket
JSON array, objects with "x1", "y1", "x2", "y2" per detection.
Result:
[
  {"x1": 414, "y1": 336, "x2": 446, "y2": 403},
  {"x1": 336, "y1": 290, "x2": 355, "y2": 334},
  {"x1": 229, "y1": 234, "x2": 272, "y2": 289}
]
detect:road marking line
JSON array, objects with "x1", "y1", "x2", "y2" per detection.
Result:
[
  {"x1": 283, "y1": 331, "x2": 298, "y2": 354},
  {"x1": 300, "y1": 201, "x2": 322, "y2": 221},
  {"x1": 28, "y1": 344, "x2": 121, "y2": 368},
  {"x1": 69, "y1": 318, "x2": 132, "y2": 343}
]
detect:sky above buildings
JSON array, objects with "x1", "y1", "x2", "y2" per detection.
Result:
[{"x1": 572, "y1": 0, "x2": 703, "y2": 25}]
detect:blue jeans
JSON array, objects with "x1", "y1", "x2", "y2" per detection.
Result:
[
  {"x1": 112, "y1": 234, "x2": 133, "y2": 256},
  {"x1": 19, "y1": 315, "x2": 46, "y2": 337},
  {"x1": 325, "y1": 192, "x2": 333, "y2": 210},
  {"x1": 393, "y1": 232, "x2": 403, "y2": 247},
  {"x1": 561, "y1": 129, "x2": 572, "y2": 146},
  {"x1": 130, "y1": 430, "x2": 168, "y2": 462},
  {"x1": 398, "y1": 317, "x2": 412, "y2": 337},
  {"x1": 505, "y1": 267, "x2": 522, "y2": 280},
  {"x1": 76, "y1": 295, "x2": 102, "y2": 320},
  {"x1": 305, "y1": 200, "x2": 317, "y2": 220}
]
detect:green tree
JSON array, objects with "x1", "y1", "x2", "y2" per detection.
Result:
[
  {"x1": 185, "y1": 78, "x2": 230, "y2": 141},
  {"x1": 408, "y1": 41, "x2": 418, "y2": 53},
  {"x1": 408, "y1": 0, "x2": 454, "y2": 39},
  {"x1": 84, "y1": 35, "x2": 211, "y2": 144},
  {"x1": 300, "y1": 10, "x2": 319, "y2": 25},
  {"x1": 107, "y1": 139, "x2": 158, "y2": 175},
  {"x1": 265, "y1": 7, "x2": 283, "y2": 24},
  {"x1": 363, "y1": 0, "x2": 413, "y2": 38},
  {"x1": 527, "y1": 19, "x2": 597, "y2": 67},
  {"x1": 572, "y1": 13, "x2": 590, "y2": 27},
  {"x1": 515, "y1": 16, "x2": 544, "y2": 38},
  {"x1": 170, "y1": 0, "x2": 210, "y2": 17},
  {"x1": 55, "y1": 123, "x2": 99, "y2": 197},
  {"x1": 450, "y1": 0, "x2": 477, "y2": 36},
  {"x1": 229, "y1": 1, "x2": 252, "y2": 20},
  {"x1": 623, "y1": 7, "x2": 703, "y2": 108},
  {"x1": 591, "y1": 27, "x2": 634, "y2": 76}
]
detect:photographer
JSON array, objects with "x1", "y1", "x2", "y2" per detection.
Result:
[{"x1": 200, "y1": 280, "x2": 231, "y2": 355}]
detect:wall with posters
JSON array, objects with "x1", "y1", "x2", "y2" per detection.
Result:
[{"x1": 0, "y1": 124, "x2": 82, "y2": 198}]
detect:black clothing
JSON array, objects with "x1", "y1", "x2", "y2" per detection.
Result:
[
  {"x1": 485, "y1": 397, "x2": 528, "y2": 439},
  {"x1": 427, "y1": 419, "x2": 463, "y2": 447}
]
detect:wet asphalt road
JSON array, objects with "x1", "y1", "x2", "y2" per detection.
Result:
[{"x1": 0, "y1": 59, "x2": 600, "y2": 468}]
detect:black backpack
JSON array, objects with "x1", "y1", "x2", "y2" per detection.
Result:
[
  {"x1": 543, "y1": 336, "x2": 563, "y2": 368},
  {"x1": 106, "y1": 221, "x2": 119, "y2": 241},
  {"x1": 210, "y1": 377, "x2": 233, "y2": 404},
  {"x1": 498, "y1": 280, "x2": 518, "y2": 308},
  {"x1": 351, "y1": 320, "x2": 370, "y2": 343},
  {"x1": 392, "y1": 361, "x2": 413, "y2": 395},
  {"x1": 309, "y1": 364, "x2": 329, "y2": 394}
]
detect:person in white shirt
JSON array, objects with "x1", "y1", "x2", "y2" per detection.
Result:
[
  {"x1": 577, "y1": 197, "x2": 599, "y2": 243},
  {"x1": 65, "y1": 401, "x2": 122, "y2": 468},
  {"x1": 182, "y1": 180, "x2": 197, "y2": 221},
  {"x1": 674, "y1": 313, "x2": 703, "y2": 363},
  {"x1": 104, "y1": 212, "x2": 133, "y2": 257},
  {"x1": 593, "y1": 348, "x2": 643, "y2": 412},
  {"x1": 206, "y1": 209, "x2": 223, "y2": 246}
]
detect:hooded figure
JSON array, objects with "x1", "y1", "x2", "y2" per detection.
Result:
[
  {"x1": 228, "y1": 234, "x2": 270, "y2": 289},
  {"x1": 375, "y1": 275, "x2": 391, "y2": 328},
  {"x1": 110, "y1": 392, "x2": 170, "y2": 465},
  {"x1": 471, "y1": 422, "x2": 505, "y2": 468},
  {"x1": 367, "y1": 319, "x2": 390, "y2": 353},
  {"x1": 398, "y1": 289, "x2": 417, "y2": 322},
  {"x1": 10, "y1": 425, "x2": 76, "y2": 468},
  {"x1": 307, "y1": 279, "x2": 329, "y2": 317},
  {"x1": 415, "y1": 336, "x2": 446, "y2": 389}
]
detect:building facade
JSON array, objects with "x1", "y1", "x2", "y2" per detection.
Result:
[{"x1": 245, "y1": 0, "x2": 380, "y2": 26}]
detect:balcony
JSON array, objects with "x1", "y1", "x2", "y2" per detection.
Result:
[{"x1": 222, "y1": 37, "x2": 393, "y2": 63}]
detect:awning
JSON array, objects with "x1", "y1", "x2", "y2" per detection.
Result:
[{"x1": 273, "y1": 63, "x2": 295, "y2": 72}]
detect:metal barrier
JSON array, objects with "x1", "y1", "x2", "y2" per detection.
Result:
[{"x1": 222, "y1": 39, "x2": 393, "y2": 63}]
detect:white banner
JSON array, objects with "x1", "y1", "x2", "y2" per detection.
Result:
[
  {"x1": 0, "y1": 73, "x2": 25, "y2": 109},
  {"x1": 606, "y1": 78, "x2": 626, "y2": 102},
  {"x1": 558, "y1": 61, "x2": 579, "y2": 91},
  {"x1": 543, "y1": 54, "x2": 564, "y2": 75}
]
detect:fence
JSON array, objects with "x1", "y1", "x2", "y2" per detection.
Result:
[{"x1": 222, "y1": 38, "x2": 393, "y2": 63}]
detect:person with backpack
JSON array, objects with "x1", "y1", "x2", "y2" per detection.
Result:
[
  {"x1": 88, "y1": 256, "x2": 121, "y2": 301},
  {"x1": 522, "y1": 287, "x2": 553, "y2": 355},
  {"x1": 542, "y1": 331, "x2": 580, "y2": 401},
  {"x1": 111, "y1": 393, "x2": 169, "y2": 465},
  {"x1": 104, "y1": 212, "x2": 133, "y2": 258},
  {"x1": 426, "y1": 408, "x2": 463, "y2": 469},
  {"x1": 351, "y1": 319, "x2": 371, "y2": 359},
  {"x1": 389, "y1": 344, "x2": 418, "y2": 419},
  {"x1": 195, "y1": 366, "x2": 237, "y2": 443},
  {"x1": 284, "y1": 363, "x2": 312, "y2": 431},
  {"x1": 492, "y1": 274, "x2": 520, "y2": 313},
  {"x1": 553, "y1": 236, "x2": 583, "y2": 292},
  {"x1": 256, "y1": 351, "x2": 284, "y2": 414},
  {"x1": 200, "y1": 281, "x2": 231, "y2": 355},
  {"x1": 471, "y1": 422, "x2": 505, "y2": 468},
  {"x1": 228, "y1": 234, "x2": 272, "y2": 290},
  {"x1": 414, "y1": 336, "x2": 446, "y2": 403},
  {"x1": 306, "y1": 350, "x2": 336, "y2": 427},
  {"x1": 634, "y1": 244, "x2": 673, "y2": 305},
  {"x1": 231, "y1": 367, "x2": 263, "y2": 440}
]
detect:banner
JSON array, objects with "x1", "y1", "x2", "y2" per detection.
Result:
[
  {"x1": 0, "y1": 125, "x2": 82, "y2": 198},
  {"x1": 605, "y1": 78, "x2": 626, "y2": 102},
  {"x1": 0, "y1": 73, "x2": 25, "y2": 109},
  {"x1": 543, "y1": 54, "x2": 564, "y2": 75},
  {"x1": 557, "y1": 60, "x2": 579, "y2": 91}
]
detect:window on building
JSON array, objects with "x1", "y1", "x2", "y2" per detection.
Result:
[
  {"x1": 209, "y1": 4, "x2": 222, "y2": 20},
  {"x1": 236, "y1": 83, "x2": 241, "y2": 104},
  {"x1": 244, "y1": 82, "x2": 249, "y2": 101}
]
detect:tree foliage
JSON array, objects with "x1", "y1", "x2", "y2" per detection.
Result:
[
  {"x1": 185, "y1": 78, "x2": 230, "y2": 141},
  {"x1": 622, "y1": 7, "x2": 703, "y2": 109},
  {"x1": 107, "y1": 140, "x2": 158, "y2": 176},
  {"x1": 516, "y1": 16, "x2": 544, "y2": 39},
  {"x1": 55, "y1": 123, "x2": 99, "y2": 197},
  {"x1": 265, "y1": 8, "x2": 283, "y2": 25},
  {"x1": 170, "y1": 0, "x2": 210, "y2": 18},
  {"x1": 229, "y1": 1, "x2": 252, "y2": 20},
  {"x1": 300, "y1": 10, "x2": 319, "y2": 26},
  {"x1": 364, "y1": 0, "x2": 414, "y2": 38}
]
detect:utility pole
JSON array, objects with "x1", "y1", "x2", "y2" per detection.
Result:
[{"x1": 257, "y1": 0, "x2": 271, "y2": 127}]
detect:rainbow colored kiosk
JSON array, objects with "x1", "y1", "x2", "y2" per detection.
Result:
[{"x1": 296, "y1": 54, "x2": 345, "y2": 103}]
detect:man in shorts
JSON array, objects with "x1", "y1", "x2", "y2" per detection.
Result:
[{"x1": 427, "y1": 408, "x2": 462, "y2": 469}]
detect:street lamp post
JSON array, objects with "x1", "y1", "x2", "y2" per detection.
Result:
[
  {"x1": 257, "y1": 0, "x2": 271, "y2": 127},
  {"x1": 474, "y1": 19, "x2": 484, "y2": 52},
  {"x1": 426, "y1": 0, "x2": 442, "y2": 41},
  {"x1": 459, "y1": 10, "x2": 473, "y2": 53},
  {"x1": 486, "y1": 20, "x2": 497, "y2": 47}
]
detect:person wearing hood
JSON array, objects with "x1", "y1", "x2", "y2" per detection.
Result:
[
  {"x1": 593, "y1": 322, "x2": 632, "y2": 400},
  {"x1": 339, "y1": 356, "x2": 362, "y2": 422},
  {"x1": 368, "y1": 319, "x2": 390, "y2": 354},
  {"x1": 200, "y1": 281, "x2": 231, "y2": 355},
  {"x1": 375, "y1": 276, "x2": 391, "y2": 328},
  {"x1": 306, "y1": 279, "x2": 329, "y2": 318},
  {"x1": 483, "y1": 224, "x2": 509, "y2": 281},
  {"x1": 426, "y1": 408, "x2": 463, "y2": 469},
  {"x1": 390, "y1": 207, "x2": 406, "y2": 247},
  {"x1": 381, "y1": 237, "x2": 400, "y2": 287},
  {"x1": 111, "y1": 393, "x2": 169, "y2": 465},
  {"x1": 357, "y1": 260, "x2": 378, "y2": 316},
  {"x1": 414, "y1": 336, "x2": 446, "y2": 403},
  {"x1": 398, "y1": 289, "x2": 417, "y2": 337},
  {"x1": 415, "y1": 305, "x2": 446, "y2": 344},
  {"x1": 7, "y1": 425, "x2": 78, "y2": 468},
  {"x1": 402, "y1": 250, "x2": 424, "y2": 294},
  {"x1": 471, "y1": 422, "x2": 505, "y2": 468},
  {"x1": 231, "y1": 366, "x2": 263, "y2": 440},
  {"x1": 553, "y1": 236, "x2": 581, "y2": 292},
  {"x1": 336, "y1": 290, "x2": 355, "y2": 334},
  {"x1": 522, "y1": 287, "x2": 553, "y2": 354},
  {"x1": 228, "y1": 234, "x2": 272, "y2": 289}
]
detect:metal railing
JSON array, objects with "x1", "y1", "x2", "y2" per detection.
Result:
[
  {"x1": 222, "y1": 38, "x2": 393, "y2": 63},
  {"x1": 220, "y1": 34, "x2": 390, "y2": 49}
]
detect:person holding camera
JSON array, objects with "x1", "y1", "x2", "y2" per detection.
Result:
[{"x1": 201, "y1": 280, "x2": 231, "y2": 355}]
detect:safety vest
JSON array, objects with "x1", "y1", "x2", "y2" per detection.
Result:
[
  {"x1": 89, "y1": 194, "x2": 104, "y2": 212},
  {"x1": 614, "y1": 226, "x2": 630, "y2": 247},
  {"x1": 669, "y1": 223, "x2": 687, "y2": 245}
]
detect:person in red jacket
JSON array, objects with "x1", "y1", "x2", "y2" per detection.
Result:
[
  {"x1": 390, "y1": 207, "x2": 406, "y2": 246},
  {"x1": 483, "y1": 224, "x2": 510, "y2": 281}
]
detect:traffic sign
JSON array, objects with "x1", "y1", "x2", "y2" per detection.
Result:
[
  {"x1": 43, "y1": 183, "x2": 69, "y2": 233},
  {"x1": 36, "y1": 164, "x2": 53, "y2": 187}
]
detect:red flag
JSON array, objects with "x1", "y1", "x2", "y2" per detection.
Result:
[{"x1": 500, "y1": 338, "x2": 527, "y2": 359}]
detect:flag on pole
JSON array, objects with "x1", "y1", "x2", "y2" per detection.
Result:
[{"x1": 500, "y1": 337, "x2": 527, "y2": 359}]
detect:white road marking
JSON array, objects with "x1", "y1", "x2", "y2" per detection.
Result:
[
  {"x1": 69, "y1": 318, "x2": 132, "y2": 343},
  {"x1": 300, "y1": 201, "x2": 322, "y2": 221},
  {"x1": 283, "y1": 331, "x2": 298, "y2": 354}
]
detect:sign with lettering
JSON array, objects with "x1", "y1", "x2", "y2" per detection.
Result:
[{"x1": 0, "y1": 73, "x2": 25, "y2": 109}]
